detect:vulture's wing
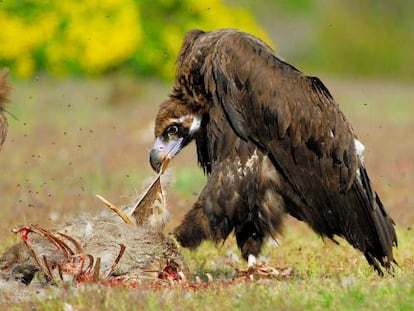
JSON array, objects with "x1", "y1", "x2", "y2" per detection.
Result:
[
  {"x1": 197, "y1": 30, "x2": 396, "y2": 272},
  {"x1": 202, "y1": 31, "x2": 357, "y2": 196}
]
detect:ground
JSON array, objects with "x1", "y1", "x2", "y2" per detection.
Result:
[{"x1": 0, "y1": 76, "x2": 413, "y2": 309}]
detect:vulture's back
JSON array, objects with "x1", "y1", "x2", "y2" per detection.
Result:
[{"x1": 174, "y1": 29, "x2": 397, "y2": 274}]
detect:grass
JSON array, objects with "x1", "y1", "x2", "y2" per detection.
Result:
[
  {"x1": 24, "y1": 277, "x2": 413, "y2": 311},
  {"x1": 0, "y1": 76, "x2": 413, "y2": 310},
  {"x1": 3, "y1": 226, "x2": 414, "y2": 310}
]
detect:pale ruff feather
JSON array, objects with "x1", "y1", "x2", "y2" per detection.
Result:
[
  {"x1": 354, "y1": 138, "x2": 366, "y2": 184},
  {"x1": 189, "y1": 116, "x2": 202, "y2": 134},
  {"x1": 226, "y1": 158, "x2": 236, "y2": 182},
  {"x1": 261, "y1": 155, "x2": 280, "y2": 184},
  {"x1": 243, "y1": 150, "x2": 259, "y2": 175},
  {"x1": 236, "y1": 157, "x2": 243, "y2": 176}
]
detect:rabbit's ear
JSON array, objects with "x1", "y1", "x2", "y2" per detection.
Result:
[
  {"x1": 0, "y1": 68, "x2": 11, "y2": 149},
  {"x1": 0, "y1": 68, "x2": 10, "y2": 105}
]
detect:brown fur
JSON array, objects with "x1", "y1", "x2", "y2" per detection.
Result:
[
  {"x1": 1, "y1": 172, "x2": 186, "y2": 301},
  {"x1": 0, "y1": 69, "x2": 11, "y2": 149},
  {"x1": 0, "y1": 214, "x2": 186, "y2": 285}
]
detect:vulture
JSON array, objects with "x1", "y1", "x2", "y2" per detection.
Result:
[{"x1": 149, "y1": 29, "x2": 397, "y2": 274}]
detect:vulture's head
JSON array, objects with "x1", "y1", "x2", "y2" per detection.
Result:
[{"x1": 150, "y1": 98, "x2": 204, "y2": 172}]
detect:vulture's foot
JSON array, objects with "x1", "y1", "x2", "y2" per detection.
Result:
[{"x1": 235, "y1": 261, "x2": 294, "y2": 281}]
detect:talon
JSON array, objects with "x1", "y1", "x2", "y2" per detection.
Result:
[{"x1": 247, "y1": 254, "x2": 257, "y2": 268}]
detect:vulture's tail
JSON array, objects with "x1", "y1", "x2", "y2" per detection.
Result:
[
  {"x1": 356, "y1": 167, "x2": 397, "y2": 275},
  {"x1": 0, "y1": 69, "x2": 11, "y2": 149},
  {"x1": 329, "y1": 165, "x2": 398, "y2": 275},
  {"x1": 364, "y1": 196, "x2": 398, "y2": 274},
  {"x1": 295, "y1": 164, "x2": 398, "y2": 275}
]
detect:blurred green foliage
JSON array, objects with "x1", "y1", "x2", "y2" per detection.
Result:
[
  {"x1": 243, "y1": 0, "x2": 414, "y2": 80},
  {"x1": 0, "y1": 0, "x2": 269, "y2": 80},
  {"x1": 1, "y1": 0, "x2": 412, "y2": 80},
  {"x1": 309, "y1": 1, "x2": 414, "y2": 80}
]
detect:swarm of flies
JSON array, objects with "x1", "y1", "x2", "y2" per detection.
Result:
[
  {"x1": 0, "y1": 77, "x2": 292, "y2": 303},
  {"x1": 0, "y1": 169, "x2": 188, "y2": 291}
]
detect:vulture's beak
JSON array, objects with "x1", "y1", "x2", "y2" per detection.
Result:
[{"x1": 150, "y1": 137, "x2": 184, "y2": 173}]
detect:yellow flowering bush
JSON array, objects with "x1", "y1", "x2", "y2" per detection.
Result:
[
  {"x1": 133, "y1": 0, "x2": 272, "y2": 80},
  {"x1": 0, "y1": 0, "x2": 270, "y2": 80}
]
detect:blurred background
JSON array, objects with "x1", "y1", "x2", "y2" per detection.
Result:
[
  {"x1": 0, "y1": 0, "x2": 413, "y2": 245},
  {"x1": 1, "y1": 0, "x2": 413, "y2": 81}
]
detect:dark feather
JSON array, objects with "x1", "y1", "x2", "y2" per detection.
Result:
[{"x1": 160, "y1": 29, "x2": 397, "y2": 274}]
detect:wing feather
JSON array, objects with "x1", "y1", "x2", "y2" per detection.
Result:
[
  {"x1": 193, "y1": 30, "x2": 396, "y2": 271},
  {"x1": 202, "y1": 31, "x2": 357, "y2": 196},
  {"x1": 175, "y1": 29, "x2": 396, "y2": 272}
]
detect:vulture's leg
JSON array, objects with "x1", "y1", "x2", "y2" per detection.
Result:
[
  {"x1": 174, "y1": 196, "x2": 212, "y2": 249},
  {"x1": 235, "y1": 196, "x2": 286, "y2": 265},
  {"x1": 248, "y1": 254, "x2": 257, "y2": 267},
  {"x1": 233, "y1": 213, "x2": 293, "y2": 280},
  {"x1": 235, "y1": 220, "x2": 265, "y2": 266}
]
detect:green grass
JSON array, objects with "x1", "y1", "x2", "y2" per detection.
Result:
[
  {"x1": 3, "y1": 226, "x2": 414, "y2": 310},
  {"x1": 172, "y1": 168, "x2": 206, "y2": 198},
  {"x1": 26, "y1": 277, "x2": 412, "y2": 311},
  {"x1": 1, "y1": 77, "x2": 413, "y2": 309}
]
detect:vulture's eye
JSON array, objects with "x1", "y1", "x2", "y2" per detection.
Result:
[{"x1": 166, "y1": 125, "x2": 179, "y2": 135}]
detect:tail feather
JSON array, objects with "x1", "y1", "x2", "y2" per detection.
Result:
[
  {"x1": 352, "y1": 167, "x2": 397, "y2": 274},
  {"x1": 364, "y1": 251, "x2": 384, "y2": 276},
  {"x1": 286, "y1": 163, "x2": 398, "y2": 275},
  {"x1": 366, "y1": 193, "x2": 397, "y2": 271}
]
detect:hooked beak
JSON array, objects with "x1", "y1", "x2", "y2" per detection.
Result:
[{"x1": 150, "y1": 137, "x2": 184, "y2": 173}]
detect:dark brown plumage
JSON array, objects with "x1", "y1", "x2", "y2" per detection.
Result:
[
  {"x1": 150, "y1": 29, "x2": 397, "y2": 274},
  {"x1": 0, "y1": 68, "x2": 11, "y2": 149}
]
